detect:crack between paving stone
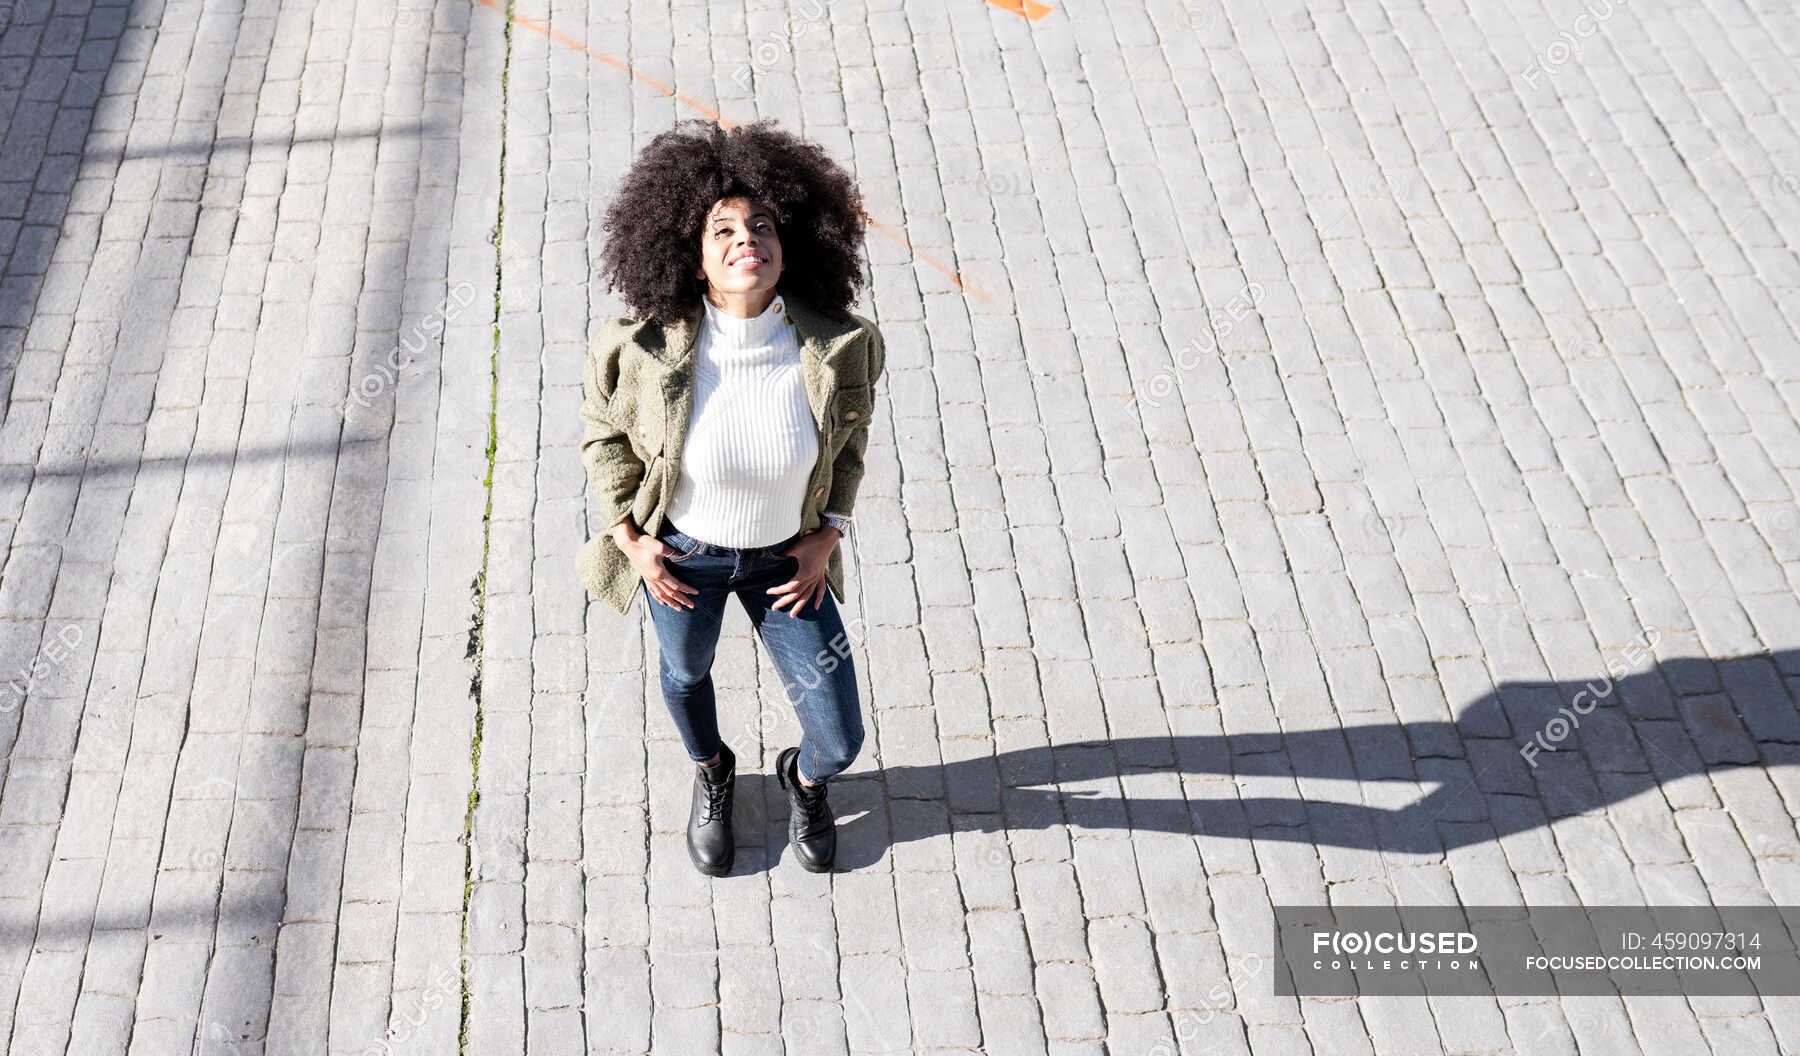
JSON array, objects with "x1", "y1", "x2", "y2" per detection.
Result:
[{"x1": 458, "y1": 1, "x2": 512, "y2": 1050}]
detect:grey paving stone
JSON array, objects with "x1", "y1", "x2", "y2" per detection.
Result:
[{"x1": 7, "y1": 0, "x2": 1798, "y2": 1052}]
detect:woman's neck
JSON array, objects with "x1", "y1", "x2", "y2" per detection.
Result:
[{"x1": 705, "y1": 286, "x2": 778, "y2": 319}]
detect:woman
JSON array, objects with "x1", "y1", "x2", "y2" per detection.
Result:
[{"x1": 575, "y1": 119, "x2": 886, "y2": 877}]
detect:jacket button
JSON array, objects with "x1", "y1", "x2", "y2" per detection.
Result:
[{"x1": 844, "y1": 410, "x2": 859, "y2": 421}]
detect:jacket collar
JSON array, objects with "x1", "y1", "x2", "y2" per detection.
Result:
[{"x1": 650, "y1": 291, "x2": 864, "y2": 369}]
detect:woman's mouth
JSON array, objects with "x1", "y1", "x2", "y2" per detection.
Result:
[{"x1": 730, "y1": 254, "x2": 766, "y2": 270}]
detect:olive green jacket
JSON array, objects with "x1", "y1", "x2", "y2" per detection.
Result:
[{"x1": 575, "y1": 295, "x2": 887, "y2": 615}]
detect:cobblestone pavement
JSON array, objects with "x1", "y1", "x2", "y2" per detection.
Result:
[{"x1": 1, "y1": 0, "x2": 1798, "y2": 1051}]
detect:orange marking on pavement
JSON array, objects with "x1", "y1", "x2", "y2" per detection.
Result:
[
  {"x1": 471, "y1": 0, "x2": 985, "y2": 303},
  {"x1": 865, "y1": 215, "x2": 991, "y2": 304},
  {"x1": 983, "y1": 0, "x2": 1056, "y2": 19},
  {"x1": 471, "y1": 0, "x2": 735, "y2": 128}
]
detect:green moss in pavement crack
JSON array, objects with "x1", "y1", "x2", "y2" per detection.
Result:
[{"x1": 460, "y1": 1, "x2": 511, "y2": 1051}]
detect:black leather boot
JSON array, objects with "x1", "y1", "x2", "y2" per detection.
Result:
[
  {"x1": 687, "y1": 743, "x2": 735, "y2": 876},
  {"x1": 776, "y1": 745, "x2": 835, "y2": 872}
]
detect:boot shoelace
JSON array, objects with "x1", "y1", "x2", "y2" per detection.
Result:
[
  {"x1": 791, "y1": 769, "x2": 829, "y2": 821},
  {"x1": 700, "y1": 768, "x2": 731, "y2": 822}
]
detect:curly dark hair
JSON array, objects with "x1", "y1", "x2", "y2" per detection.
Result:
[{"x1": 599, "y1": 119, "x2": 870, "y2": 325}]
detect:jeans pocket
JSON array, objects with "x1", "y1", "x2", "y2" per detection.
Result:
[{"x1": 662, "y1": 529, "x2": 702, "y2": 564}]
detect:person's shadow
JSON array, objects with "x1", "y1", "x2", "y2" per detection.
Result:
[{"x1": 784, "y1": 648, "x2": 1800, "y2": 868}]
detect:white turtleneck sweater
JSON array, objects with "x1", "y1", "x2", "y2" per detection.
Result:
[{"x1": 665, "y1": 293, "x2": 820, "y2": 547}]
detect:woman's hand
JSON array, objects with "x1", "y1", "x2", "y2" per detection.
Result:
[
  {"x1": 612, "y1": 519, "x2": 700, "y2": 609},
  {"x1": 767, "y1": 527, "x2": 840, "y2": 616}
]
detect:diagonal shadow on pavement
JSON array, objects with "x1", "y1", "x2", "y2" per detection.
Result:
[
  {"x1": 814, "y1": 648, "x2": 1799, "y2": 865},
  {"x1": 27, "y1": 439, "x2": 344, "y2": 481}
]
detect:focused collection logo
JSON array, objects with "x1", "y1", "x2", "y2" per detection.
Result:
[
  {"x1": 1313, "y1": 930, "x2": 1479, "y2": 956},
  {"x1": 1277, "y1": 906, "x2": 1800, "y2": 997},
  {"x1": 1310, "y1": 929, "x2": 1481, "y2": 972}
]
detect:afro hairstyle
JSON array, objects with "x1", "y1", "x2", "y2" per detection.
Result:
[{"x1": 598, "y1": 118, "x2": 870, "y2": 325}]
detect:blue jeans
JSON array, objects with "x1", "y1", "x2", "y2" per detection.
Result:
[{"x1": 644, "y1": 520, "x2": 865, "y2": 785}]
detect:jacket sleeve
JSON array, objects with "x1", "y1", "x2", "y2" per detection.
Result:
[
  {"x1": 824, "y1": 323, "x2": 885, "y2": 519},
  {"x1": 580, "y1": 324, "x2": 646, "y2": 533}
]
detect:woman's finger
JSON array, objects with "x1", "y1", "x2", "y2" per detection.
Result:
[
  {"x1": 775, "y1": 586, "x2": 809, "y2": 614},
  {"x1": 773, "y1": 578, "x2": 821, "y2": 617},
  {"x1": 653, "y1": 574, "x2": 696, "y2": 608}
]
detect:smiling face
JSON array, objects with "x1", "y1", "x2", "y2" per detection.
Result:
[{"x1": 695, "y1": 196, "x2": 784, "y2": 308}]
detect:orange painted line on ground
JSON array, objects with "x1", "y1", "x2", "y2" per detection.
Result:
[
  {"x1": 866, "y1": 215, "x2": 991, "y2": 304},
  {"x1": 472, "y1": 0, "x2": 736, "y2": 128},
  {"x1": 983, "y1": 0, "x2": 1056, "y2": 19},
  {"x1": 471, "y1": 0, "x2": 987, "y2": 304}
]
